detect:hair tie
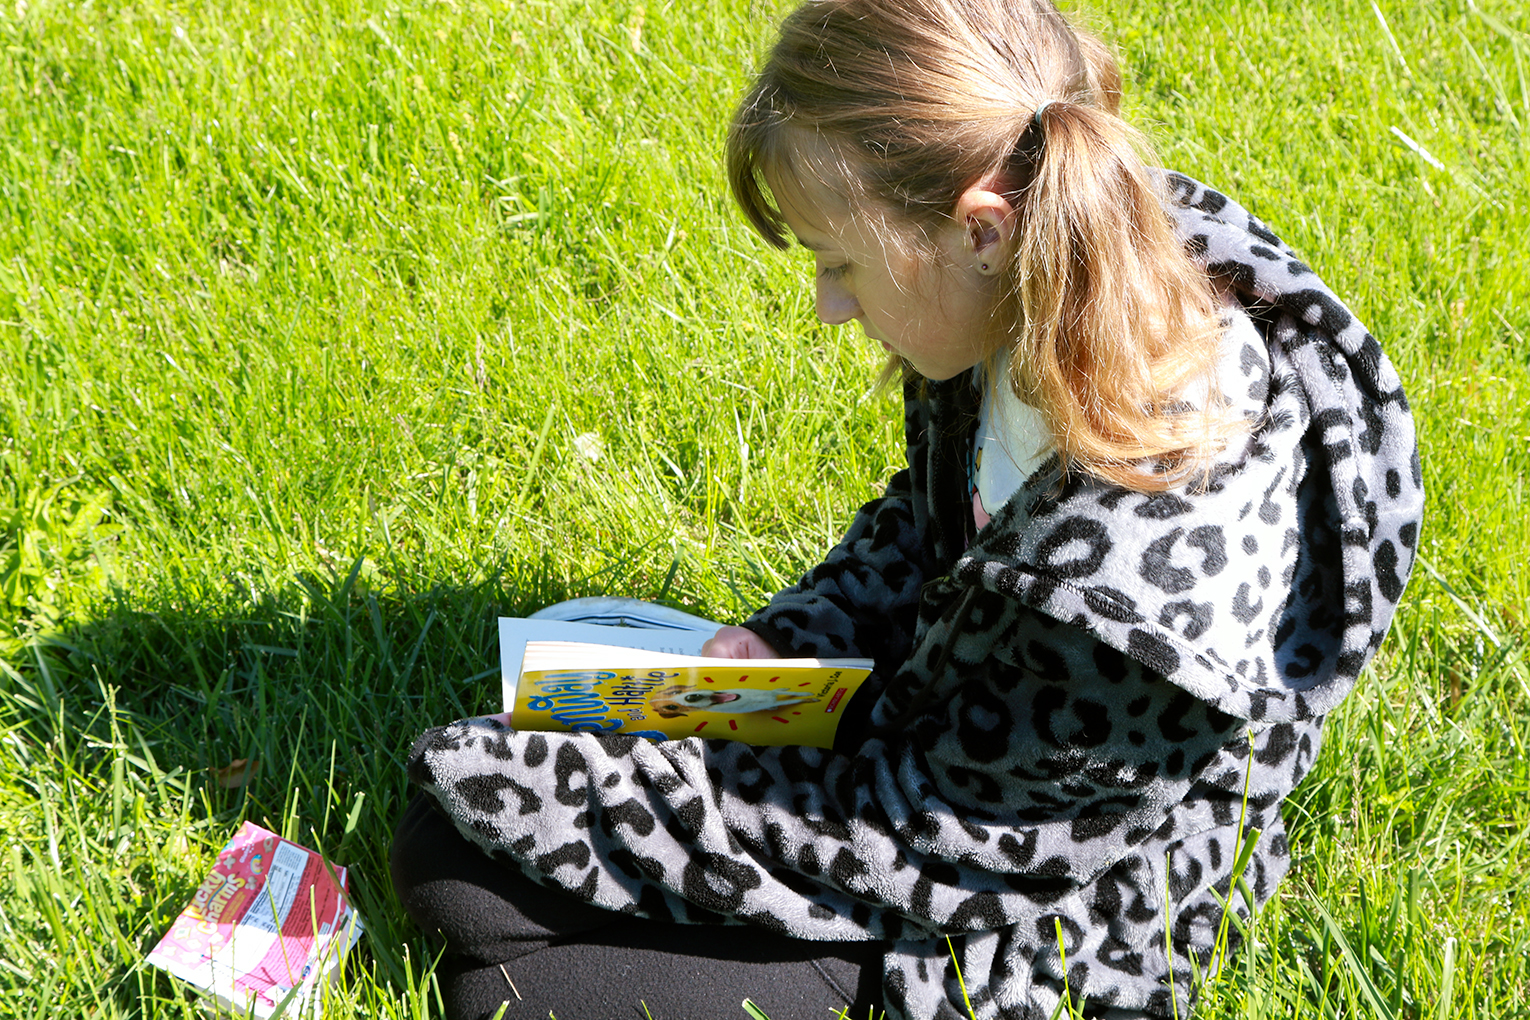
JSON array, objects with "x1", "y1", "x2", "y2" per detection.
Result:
[{"x1": 1012, "y1": 99, "x2": 1057, "y2": 166}]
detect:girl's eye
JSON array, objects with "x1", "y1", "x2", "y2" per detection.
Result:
[{"x1": 817, "y1": 262, "x2": 850, "y2": 282}]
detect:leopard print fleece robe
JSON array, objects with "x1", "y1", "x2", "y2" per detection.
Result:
[{"x1": 407, "y1": 175, "x2": 1423, "y2": 1019}]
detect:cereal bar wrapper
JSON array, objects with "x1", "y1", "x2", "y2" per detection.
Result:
[{"x1": 146, "y1": 822, "x2": 364, "y2": 1017}]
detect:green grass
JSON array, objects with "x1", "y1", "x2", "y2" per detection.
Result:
[{"x1": 1, "y1": 0, "x2": 1527, "y2": 1016}]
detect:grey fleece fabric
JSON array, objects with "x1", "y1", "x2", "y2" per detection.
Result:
[{"x1": 406, "y1": 174, "x2": 1423, "y2": 1019}]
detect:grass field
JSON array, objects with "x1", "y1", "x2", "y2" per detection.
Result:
[{"x1": 1, "y1": 0, "x2": 1527, "y2": 1016}]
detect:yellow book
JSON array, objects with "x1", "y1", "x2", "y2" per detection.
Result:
[{"x1": 500, "y1": 620, "x2": 872, "y2": 748}]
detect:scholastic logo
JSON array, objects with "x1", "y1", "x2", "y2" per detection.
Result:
[{"x1": 825, "y1": 688, "x2": 846, "y2": 714}]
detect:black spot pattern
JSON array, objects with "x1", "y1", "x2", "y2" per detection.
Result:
[{"x1": 406, "y1": 173, "x2": 1422, "y2": 1020}]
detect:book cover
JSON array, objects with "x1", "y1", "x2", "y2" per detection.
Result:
[
  {"x1": 499, "y1": 619, "x2": 872, "y2": 748},
  {"x1": 146, "y1": 822, "x2": 363, "y2": 1018},
  {"x1": 498, "y1": 617, "x2": 712, "y2": 711}
]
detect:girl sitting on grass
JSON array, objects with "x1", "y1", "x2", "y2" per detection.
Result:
[{"x1": 391, "y1": 0, "x2": 1423, "y2": 1016}]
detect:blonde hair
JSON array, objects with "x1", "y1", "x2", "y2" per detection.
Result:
[{"x1": 727, "y1": 0, "x2": 1241, "y2": 491}]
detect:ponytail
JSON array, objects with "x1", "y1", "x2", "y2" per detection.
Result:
[
  {"x1": 1004, "y1": 100, "x2": 1236, "y2": 490},
  {"x1": 1074, "y1": 32, "x2": 1122, "y2": 116}
]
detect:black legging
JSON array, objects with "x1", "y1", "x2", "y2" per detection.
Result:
[{"x1": 390, "y1": 793, "x2": 888, "y2": 1020}]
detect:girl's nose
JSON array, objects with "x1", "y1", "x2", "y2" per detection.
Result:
[{"x1": 815, "y1": 277, "x2": 860, "y2": 325}]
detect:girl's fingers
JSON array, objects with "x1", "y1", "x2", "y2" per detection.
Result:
[{"x1": 701, "y1": 625, "x2": 782, "y2": 659}]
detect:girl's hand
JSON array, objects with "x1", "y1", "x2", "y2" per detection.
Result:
[{"x1": 701, "y1": 626, "x2": 782, "y2": 659}]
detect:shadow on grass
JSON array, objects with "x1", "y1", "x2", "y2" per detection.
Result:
[
  {"x1": 0, "y1": 556, "x2": 654, "y2": 1014},
  {"x1": 1, "y1": 560, "x2": 1515, "y2": 1018}
]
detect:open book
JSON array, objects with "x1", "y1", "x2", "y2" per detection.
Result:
[{"x1": 499, "y1": 617, "x2": 873, "y2": 748}]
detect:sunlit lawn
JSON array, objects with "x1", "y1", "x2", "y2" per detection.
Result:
[{"x1": 1, "y1": 0, "x2": 1527, "y2": 1016}]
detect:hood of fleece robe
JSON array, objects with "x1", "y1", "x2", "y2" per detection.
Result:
[{"x1": 947, "y1": 172, "x2": 1423, "y2": 725}]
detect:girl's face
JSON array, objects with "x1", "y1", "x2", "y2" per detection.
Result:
[{"x1": 769, "y1": 169, "x2": 1008, "y2": 382}]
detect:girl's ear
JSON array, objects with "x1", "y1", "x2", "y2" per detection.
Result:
[{"x1": 954, "y1": 186, "x2": 1018, "y2": 275}]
